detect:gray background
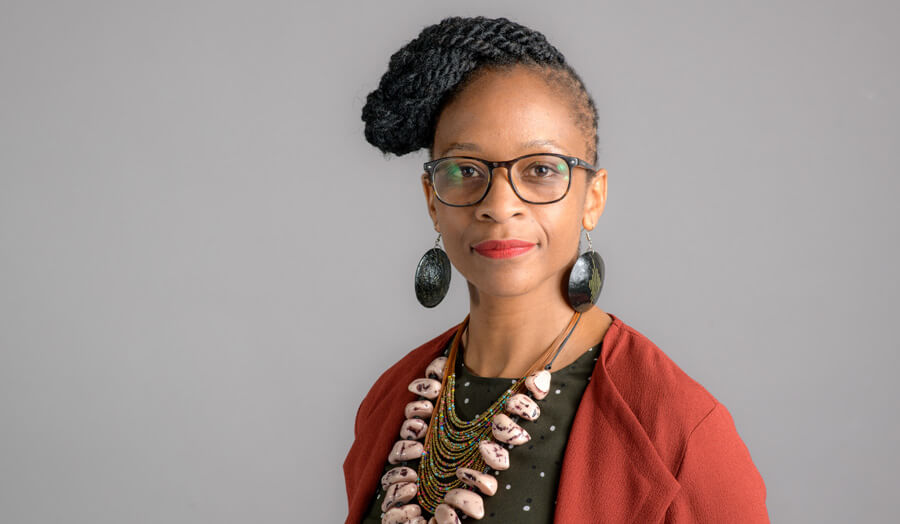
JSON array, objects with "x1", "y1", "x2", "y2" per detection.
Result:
[{"x1": 1, "y1": 1, "x2": 897, "y2": 523}]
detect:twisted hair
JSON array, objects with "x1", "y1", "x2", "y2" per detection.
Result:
[{"x1": 361, "y1": 15, "x2": 600, "y2": 167}]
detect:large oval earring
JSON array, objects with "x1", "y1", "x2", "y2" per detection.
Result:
[
  {"x1": 567, "y1": 229, "x2": 605, "y2": 312},
  {"x1": 414, "y1": 233, "x2": 451, "y2": 308}
]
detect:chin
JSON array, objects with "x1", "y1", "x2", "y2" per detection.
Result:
[{"x1": 466, "y1": 275, "x2": 537, "y2": 298}]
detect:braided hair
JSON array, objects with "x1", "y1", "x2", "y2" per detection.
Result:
[{"x1": 361, "y1": 15, "x2": 600, "y2": 168}]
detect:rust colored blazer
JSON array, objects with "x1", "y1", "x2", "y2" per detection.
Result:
[{"x1": 343, "y1": 313, "x2": 769, "y2": 523}]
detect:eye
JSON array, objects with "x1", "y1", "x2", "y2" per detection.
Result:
[
  {"x1": 525, "y1": 162, "x2": 561, "y2": 178},
  {"x1": 443, "y1": 161, "x2": 486, "y2": 179},
  {"x1": 458, "y1": 165, "x2": 481, "y2": 177}
]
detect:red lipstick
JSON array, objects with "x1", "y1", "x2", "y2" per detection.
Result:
[{"x1": 472, "y1": 239, "x2": 536, "y2": 259}]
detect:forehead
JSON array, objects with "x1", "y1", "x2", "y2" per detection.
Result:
[{"x1": 433, "y1": 66, "x2": 584, "y2": 158}]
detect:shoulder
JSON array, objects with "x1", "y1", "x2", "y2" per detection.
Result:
[
  {"x1": 591, "y1": 315, "x2": 769, "y2": 518},
  {"x1": 601, "y1": 313, "x2": 723, "y2": 468},
  {"x1": 605, "y1": 315, "x2": 719, "y2": 416}
]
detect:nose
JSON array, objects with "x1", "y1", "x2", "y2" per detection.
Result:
[{"x1": 474, "y1": 167, "x2": 526, "y2": 222}]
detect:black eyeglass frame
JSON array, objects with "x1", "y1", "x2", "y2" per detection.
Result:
[{"x1": 423, "y1": 152, "x2": 599, "y2": 207}]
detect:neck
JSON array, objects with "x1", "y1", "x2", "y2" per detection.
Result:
[{"x1": 460, "y1": 276, "x2": 593, "y2": 378}]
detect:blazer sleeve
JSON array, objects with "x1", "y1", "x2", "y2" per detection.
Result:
[{"x1": 664, "y1": 401, "x2": 770, "y2": 523}]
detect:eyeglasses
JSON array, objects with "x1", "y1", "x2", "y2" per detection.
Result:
[{"x1": 423, "y1": 153, "x2": 598, "y2": 207}]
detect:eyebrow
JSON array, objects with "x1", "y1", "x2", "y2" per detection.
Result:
[{"x1": 441, "y1": 138, "x2": 564, "y2": 156}]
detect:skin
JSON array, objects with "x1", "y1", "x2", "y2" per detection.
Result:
[{"x1": 420, "y1": 65, "x2": 612, "y2": 378}]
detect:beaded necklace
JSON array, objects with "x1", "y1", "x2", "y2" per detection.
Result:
[{"x1": 379, "y1": 311, "x2": 582, "y2": 523}]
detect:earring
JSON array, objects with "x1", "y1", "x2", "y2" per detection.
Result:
[
  {"x1": 414, "y1": 233, "x2": 451, "y2": 308},
  {"x1": 567, "y1": 228, "x2": 605, "y2": 312}
]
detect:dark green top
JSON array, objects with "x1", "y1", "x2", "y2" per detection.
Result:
[{"x1": 361, "y1": 335, "x2": 601, "y2": 523}]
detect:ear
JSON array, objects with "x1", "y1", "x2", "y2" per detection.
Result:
[
  {"x1": 582, "y1": 169, "x2": 607, "y2": 230},
  {"x1": 421, "y1": 173, "x2": 440, "y2": 233}
]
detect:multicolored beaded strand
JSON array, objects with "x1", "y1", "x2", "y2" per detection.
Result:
[{"x1": 379, "y1": 311, "x2": 582, "y2": 523}]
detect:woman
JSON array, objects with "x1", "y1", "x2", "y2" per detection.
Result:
[{"x1": 344, "y1": 15, "x2": 768, "y2": 524}]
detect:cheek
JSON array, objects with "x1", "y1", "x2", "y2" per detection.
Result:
[
  {"x1": 541, "y1": 208, "x2": 582, "y2": 252},
  {"x1": 433, "y1": 209, "x2": 470, "y2": 256},
  {"x1": 552, "y1": 226, "x2": 582, "y2": 265}
]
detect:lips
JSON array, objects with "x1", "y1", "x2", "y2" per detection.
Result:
[{"x1": 472, "y1": 239, "x2": 536, "y2": 259}]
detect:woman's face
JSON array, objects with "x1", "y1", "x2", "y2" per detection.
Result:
[{"x1": 421, "y1": 65, "x2": 607, "y2": 301}]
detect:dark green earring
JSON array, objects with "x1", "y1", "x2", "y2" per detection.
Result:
[
  {"x1": 567, "y1": 229, "x2": 605, "y2": 312},
  {"x1": 415, "y1": 233, "x2": 451, "y2": 308}
]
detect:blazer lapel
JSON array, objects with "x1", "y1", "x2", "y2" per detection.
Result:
[{"x1": 553, "y1": 316, "x2": 680, "y2": 523}]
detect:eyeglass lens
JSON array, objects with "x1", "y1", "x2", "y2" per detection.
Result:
[{"x1": 432, "y1": 155, "x2": 571, "y2": 205}]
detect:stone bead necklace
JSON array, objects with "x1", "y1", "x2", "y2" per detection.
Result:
[{"x1": 379, "y1": 311, "x2": 582, "y2": 523}]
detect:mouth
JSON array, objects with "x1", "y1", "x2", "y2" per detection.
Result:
[{"x1": 471, "y1": 239, "x2": 537, "y2": 259}]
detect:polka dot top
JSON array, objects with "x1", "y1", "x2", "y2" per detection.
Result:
[{"x1": 361, "y1": 335, "x2": 602, "y2": 523}]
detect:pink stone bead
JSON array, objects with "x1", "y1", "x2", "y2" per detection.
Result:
[
  {"x1": 381, "y1": 508, "x2": 406, "y2": 524},
  {"x1": 408, "y1": 378, "x2": 441, "y2": 400},
  {"x1": 444, "y1": 488, "x2": 485, "y2": 519},
  {"x1": 400, "y1": 504, "x2": 422, "y2": 519},
  {"x1": 380, "y1": 466, "x2": 418, "y2": 491},
  {"x1": 404, "y1": 400, "x2": 434, "y2": 419},
  {"x1": 381, "y1": 481, "x2": 417, "y2": 512},
  {"x1": 455, "y1": 467, "x2": 498, "y2": 496},
  {"x1": 491, "y1": 413, "x2": 531, "y2": 446},
  {"x1": 478, "y1": 440, "x2": 510, "y2": 470},
  {"x1": 381, "y1": 503, "x2": 421, "y2": 524},
  {"x1": 399, "y1": 418, "x2": 428, "y2": 440},
  {"x1": 505, "y1": 393, "x2": 540, "y2": 421},
  {"x1": 388, "y1": 440, "x2": 424, "y2": 464},
  {"x1": 525, "y1": 369, "x2": 552, "y2": 400},
  {"x1": 433, "y1": 503, "x2": 462, "y2": 524},
  {"x1": 426, "y1": 356, "x2": 448, "y2": 380}
]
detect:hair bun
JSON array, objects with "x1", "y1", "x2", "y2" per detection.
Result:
[{"x1": 362, "y1": 16, "x2": 566, "y2": 157}]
